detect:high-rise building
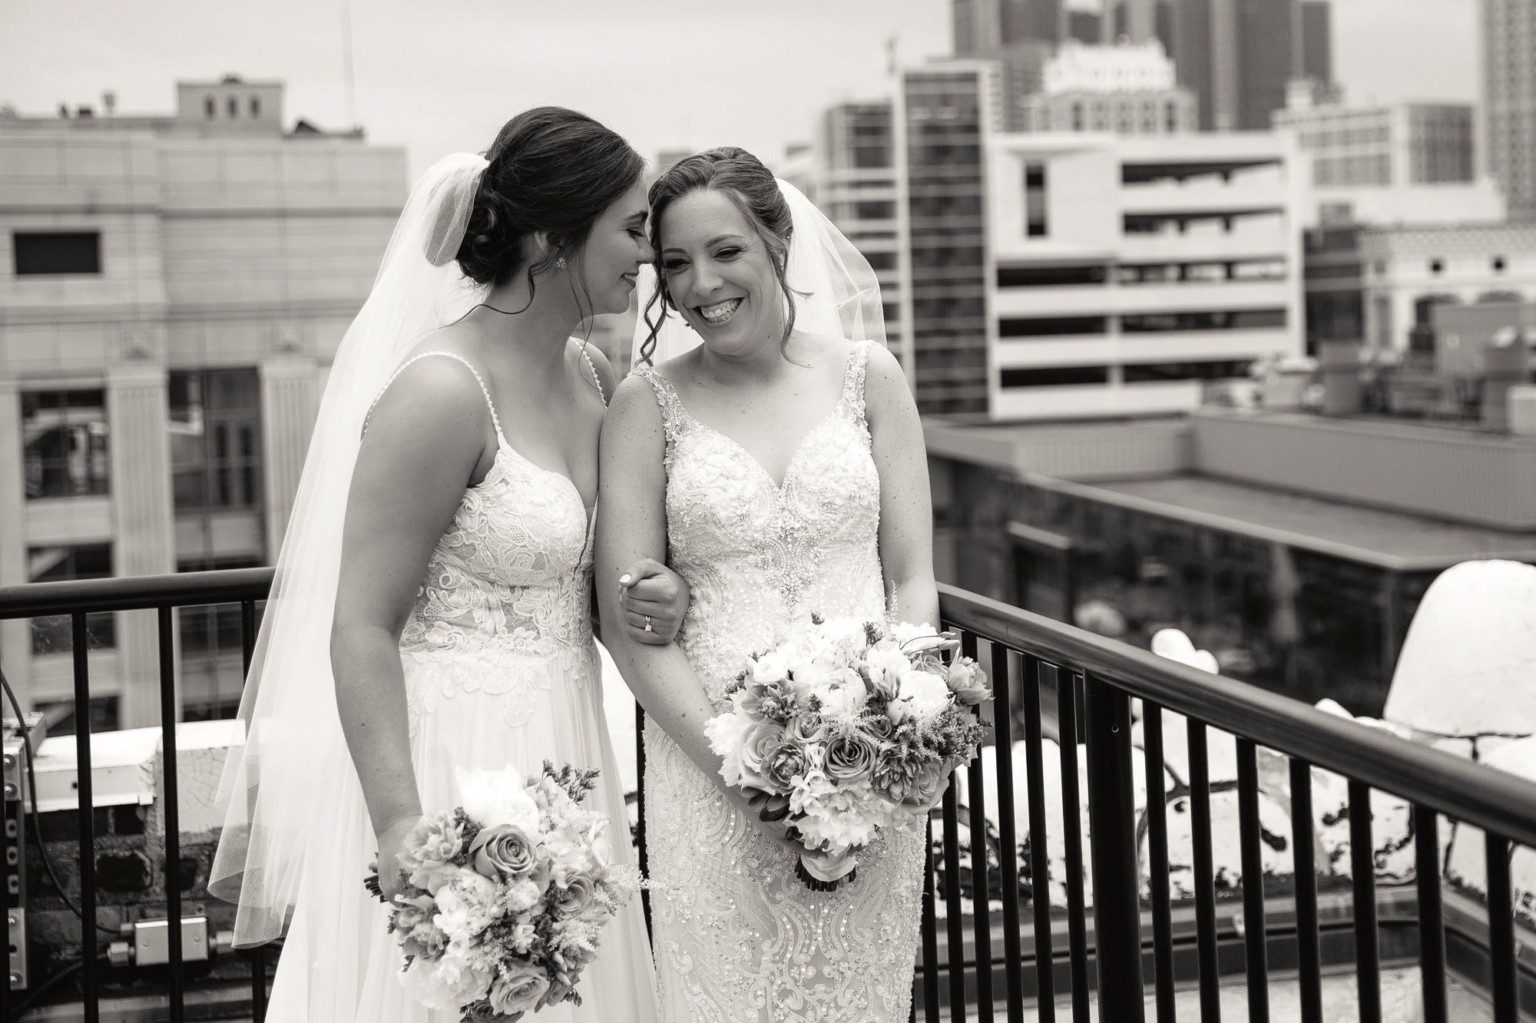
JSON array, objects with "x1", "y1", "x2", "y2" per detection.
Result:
[
  {"x1": 1068, "y1": 9, "x2": 1104, "y2": 44},
  {"x1": 1275, "y1": 93, "x2": 1504, "y2": 228},
  {"x1": 1300, "y1": 0, "x2": 1334, "y2": 87},
  {"x1": 984, "y1": 131, "x2": 1303, "y2": 420},
  {"x1": 1170, "y1": 0, "x2": 1311, "y2": 131},
  {"x1": 1022, "y1": 40, "x2": 1198, "y2": 135},
  {"x1": 951, "y1": 0, "x2": 1059, "y2": 130},
  {"x1": 898, "y1": 62, "x2": 1005, "y2": 415},
  {"x1": 0, "y1": 78, "x2": 406, "y2": 727},
  {"x1": 814, "y1": 102, "x2": 905, "y2": 362},
  {"x1": 1483, "y1": 0, "x2": 1536, "y2": 219},
  {"x1": 953, "y1": 0, "x2": 1063, "y2": 53}
]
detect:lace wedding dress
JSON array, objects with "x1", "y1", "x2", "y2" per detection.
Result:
[
  {"x1": 634, "y1": 340, "x2": 926, "y2": 1023},
  {"x1": 267, "y1": 350, "x2": 657, "y2": 1022}
]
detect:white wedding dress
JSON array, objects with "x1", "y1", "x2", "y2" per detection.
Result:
[
  {"x1": 266, "y1": 350, "x2": 658, "y2": 1022},
  {"x1": 634, "y1": 340, "x2": 926, "y2": 1023}
]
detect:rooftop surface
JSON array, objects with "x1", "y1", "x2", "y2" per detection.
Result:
[{"x1": 1040, "y1": 472, "x2": 1536, "y2": 571}]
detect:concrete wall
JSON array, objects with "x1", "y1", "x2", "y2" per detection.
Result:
[{"x1": 1191, "y1": 407, "x2": 1536, "y2": 529}]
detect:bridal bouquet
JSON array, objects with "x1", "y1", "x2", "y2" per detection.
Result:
[
  {"x1": 705, "y1": 616, "x2": 990, "y2": 891},
  {"x1": 364, "y1": 762, "x2": 637, "y2": 1022}
]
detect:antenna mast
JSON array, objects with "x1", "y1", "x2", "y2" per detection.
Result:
[{"x1": 341, "y1": 0, "x2": 357, "y2": 129}]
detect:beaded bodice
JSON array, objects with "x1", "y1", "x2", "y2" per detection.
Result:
[{"x1": 633, "y1": 339, "x2": 886, "y2": 704}]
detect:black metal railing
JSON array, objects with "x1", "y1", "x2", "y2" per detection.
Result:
[
  {"x1": 3, "y1": 571, "x2": 1536, "y2": 1021},
  {"x1": 0, "y1": 568, "x2": 273, "y2": 1023},
  {"x1": 931, "y1": 583, "x2": 1536, "y2": 1022}
]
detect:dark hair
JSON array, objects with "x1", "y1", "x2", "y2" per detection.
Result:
[
  {"x1": 639, "y1": 146, "x2": 797, "y2": 365},
  {"x1": 456, "y1": 107, "x2": 643, "y2": 313}
]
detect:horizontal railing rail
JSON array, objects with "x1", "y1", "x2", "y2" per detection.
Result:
[
  {"x1": 0, "y1": 570, "x2": 1532, "y2": 1022},
  {"x1": 933, "y1": 581, "x2": 1536, "y2": 1023},
  {"x1": 0, "y1": 568, "x2": 274, "y2": 1023},
  {"x1": 938, "y1": 584, "x2": 1536, "y2": 850}
]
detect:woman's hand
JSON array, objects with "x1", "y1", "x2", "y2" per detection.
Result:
[
  {"x1": 618, "y1": 558, "x2": 689, "y2": 644},
  {"x1": 373, "y1": 813, "x2": 420, "y2": 904}
]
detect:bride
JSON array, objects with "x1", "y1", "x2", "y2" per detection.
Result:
[
  {"x1": 210, "y1": 107, "x2": 685, "y2": 1021},
  {"x1": 597, "y1": 148, "x2": 939, "y2": 1022}
]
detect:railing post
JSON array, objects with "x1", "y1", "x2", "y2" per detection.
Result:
[{"x1": 1084, "y1": 671, "x2": 1144, "y2": 1023}]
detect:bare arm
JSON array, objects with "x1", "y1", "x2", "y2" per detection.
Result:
[
  {"x1": 866, "y1": 344, "x2": 940, "y2": 627},
  {"x1": 331, "y1": 359, "x2": 488, "y2": 897},
  {"x1": 595, "y1": 377, "x2": 788, "y2": 834}
]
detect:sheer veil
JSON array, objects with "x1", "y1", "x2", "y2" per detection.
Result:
[
  {"x1": 630, "y1": 177, "x2": 886, "y2": 366},
  {"x1": 209, "y1": 152, "x2": 490, "y2": 945}
]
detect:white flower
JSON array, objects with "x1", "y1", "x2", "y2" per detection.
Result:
[
  {"x1": 433, "y1": 871, "x2": 499, "y2": 942},
  {"x1": 454, "y1": 765, "x2": 541, "y2": 833},
  {"x1": 866, "y1": 645, "x2": 914, "y2": 694},
  {"x1": 752, "y1": 650, "x2": 791, "y2": 684},
  {"x1": 542, "y1": 829, "x2": 594, "y2": 887},
  {"x1": 585, "y1": 818, "x2": 612, "y2": 872},
  {"x1": 891, "y1": 621, "x2": 954, "y2": 655},
  {"x1": 704, "y1": 709, "x2": 755, "y2": 788},
  {"x1": 786, "y1": 658, "x2": 833, "y2": 699},
  {"x1": 504, "y1": 878, "x2": 544, "y2": 914},
  {"x1": 815, "y1": 674, "x2": 867, "y2": 723},
  {"x1": 889, "y1": 670, "x2": 953, "y2": 724},
  {"x1": 402, "y1": 940, "x2": 491, "y2": 1009},
  {"x1": 795, "y1": 807, "x2": 881, "y2": 851},
  {"x1": 789, "y1": 766, "x2": 838, "y2": 818}
]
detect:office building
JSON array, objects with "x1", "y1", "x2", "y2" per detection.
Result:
[
  {"x1": 1483, "y1": 0, "x2": 1536, "y2": 219},
  {"x1": 1276, "y1": 93, "x2": 1505, "y2": 228},
  {"x1": 0, "y1": 78, "x2": 406, "y2": 727},
  {"x1": 985, "y1": 131, "x2": 1304, "y2": 419},
  {"x1": 1021, "y1": 40, "x2": 1198, "y2": 135},
  {"x1": 898, "y1": 61, "x2": 1006, "y2": 415},
  {"x1": 1359, "y1": 222, "x2": 1536, "y2": 353}
]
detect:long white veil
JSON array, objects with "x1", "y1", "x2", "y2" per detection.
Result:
[
  {"x1": 631, "y1": 178, "x2": 886, "y2": 366},
  {"x1": 209, "y1": 152, "x2": 490, "y2": 945}
]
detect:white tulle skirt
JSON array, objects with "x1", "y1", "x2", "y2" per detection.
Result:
[{"x1": 265, "y1": 643, "x2": 658, "y2": 1022}]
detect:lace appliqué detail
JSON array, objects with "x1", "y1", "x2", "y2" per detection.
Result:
[
  {"x1": 377, "y1": 352, "x2": 599, "y2": 735},
  {"x1": 637, "y1": 341, "x2": 923, "y2": 1022}
]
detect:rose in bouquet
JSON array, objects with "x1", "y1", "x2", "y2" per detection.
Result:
[
  {"x1": 704, "y1": 616, "x2": 989, "y2": 891},
  {"x1": 364, "y1": 762, "x2": 637, "y2": 1022}
]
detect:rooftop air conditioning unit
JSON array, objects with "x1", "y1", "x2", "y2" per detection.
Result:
[{"x1": 1510, "y1": 385, "x2": 1536, "y2": 436}]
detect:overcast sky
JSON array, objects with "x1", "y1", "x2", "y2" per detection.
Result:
[{"x1": 0, "y1": 0, "x2": 1481, "y2": 179}]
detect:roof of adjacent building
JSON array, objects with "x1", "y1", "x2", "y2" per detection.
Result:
[{"x1": 1039, "y1": 473, "x2": 1536, "y2": 572}]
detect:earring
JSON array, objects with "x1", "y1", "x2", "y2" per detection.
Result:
[{"x1": 555, "y1": 256, "x2": 567, "y2": 271}]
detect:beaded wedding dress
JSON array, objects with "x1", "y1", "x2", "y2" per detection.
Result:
[
  {"x1": 266, "y1": 351, "x2": 657, "y2": 1022},
  {"x1": 634, "y1": 340, "x2": 926, "y2": 1023}
]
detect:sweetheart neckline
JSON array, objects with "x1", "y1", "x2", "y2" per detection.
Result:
[{"x1": 474, "y1": 437, "x2": 596, "y2": 528}]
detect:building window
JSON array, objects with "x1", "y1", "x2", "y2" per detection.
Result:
[
  {"x1": 205, "y1": 96, "x2": 215, "y2": 119},
  {"x1": 28, "y1": 544, "x2": 116, "y2": 656},
  {"x1": 864, "y1": 251, "x2": 898, "y2": 271},
  {"x1": 170, "y1": 369, "x2": 263, "y2": 513},
  {"x1": 250, "y1": 96, "x2": 261, "y2": 118},
  {"x1": 1024, "y1": 164, "x2": 1047, "y2": 238},
  {"x1": 1493, "y1": 255, "x2": 1506, "y2": 272},
  {"x1": 35, "y1": 696, "x2": 121, "y2": 737},
  {"x1": 1120, "y1": 309, "x2": 1287, "y2": 332},
  {"x1": 1000, "y1": 366, "x2": 1110, "y2": 388},
  {"x1": 23, "y1": 388, "x2": 110, "y2": 498},
  {"x1": 997, "y1": 264, "x2": 1108, "y2": 287},
  {"x1": 1429, "y1": 258, "x2": 1444, "y2": 274},
  {"x1": 1122, "y1": 360, "x2": 1253, "y2": 383},
  {"x1": 999, "y1": 315, "x2": 1109, "y2": 337},
  {"x1": 227, "y1": 96, "x2": 239, "y2": 118},
  {"x1": 13, "y1": 231, "x2": 101, "y2": 276}
]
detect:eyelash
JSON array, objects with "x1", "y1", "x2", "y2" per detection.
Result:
[{"x1": 661, "y1": 248, "x2": 744, "y2": 273}]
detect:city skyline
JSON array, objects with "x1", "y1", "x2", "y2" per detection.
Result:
[{"x1": 1, "y1": 0, "x2": 1483, "y2": 177}]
